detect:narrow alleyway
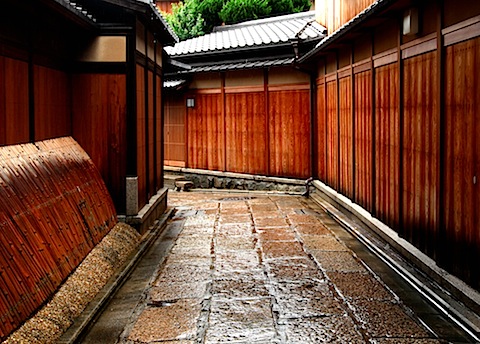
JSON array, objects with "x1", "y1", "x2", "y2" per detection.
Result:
[{"x1": 81, "y1": 191, "x2": 473, "y2": 343}]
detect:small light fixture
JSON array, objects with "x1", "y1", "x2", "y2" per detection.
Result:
[
  {"x1": 403, "y1": 8, "x2": 419, "y2": 36},
  {"x1": 186, "y1": 98, "x2": 195, "y2": 108}
]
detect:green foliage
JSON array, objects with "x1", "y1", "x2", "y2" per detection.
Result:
[
  {"x1": 270, "y1": 0, "x2": 294, "y2": 15},
  {"x1": 219, "y1": 0, "x2": 271, "y2": 25},
  {"x1": 163, "y1": 0, "x2": 205, "y2": 41},
  {"x1": 197, "y1": 0, "x2": 226, "y2": 33},
  {"x1": 292, "y1": 0, "x2": 312, "y2": 12},
  {"x1": 164, "y1": 0, "x2": 312, "y2": 40}
]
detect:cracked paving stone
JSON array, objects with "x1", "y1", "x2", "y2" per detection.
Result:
[
  {"x1": 261, "y1": 240, "x2": 306, "y2": 259},
  {"x1": 350, "y1": 299, "x2": 431, "y2": 338},
  {"x1": 301, "y1": 234, "x2": 349, "y2": 251},
  {"x1": 215, "y1": 236, "x2": 256, "y2": 251},
  {"x1": 311, "y1": 250, "x2": 367, "y2": 272},
  {"x1": 328, "y1": 272, "x2": 394, "y2": 301},
  {"x1": 149, "y1": 281, "x2": 208, "y2": 302},
  {"x1": 282, "y1": 314, "x2": 364, "y2": 343},
  {"x1": 294, "y1": 223, "x2": 330, "y2": 236},
  {"x1": 273, "y1": 281, "x2": 344, "y2": 318},
  {"x1": 156, "y1": 263, "x2": 212, "y2": 283},
  {"x1": 205, "y1": 298, "x2": 276, "y2": 343},
  {"x1": 211, "y1": 277, "x2": 270, "y2": 299},
  {"x1": 266, "y1": 258, "x2": 325, "y2": 283},
  {"x1": 127, "y1": 299, "x2": 201, "y2": 342}
]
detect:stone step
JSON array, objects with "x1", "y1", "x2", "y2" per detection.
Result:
[{"x1": 174, "y1": 180, "x2": 194, "y2": 192}]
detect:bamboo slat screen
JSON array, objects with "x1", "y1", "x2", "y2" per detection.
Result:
[
  {"x1": 339, "y1": 76, "x2": 354, "y2": 198},
  {"x1": 444, "y1": 37, "x2": 480, "y2": 288},
  {"x1": 225, "y1": 92, "x2": 267, "y2": 174},
  {"x1": 72, "y1": 73, "x2": 127, "y2": 213},
  {"x1": 326, "y1": 80, "x2": 339, "y2": 189},
  {"x1": 354, "y1": 70, "x2": 373, "y2": 212},
  {"x1": 374, "y1": 63, "x2": 400, "y2": 231},
  {"x1": 268, "y1": 90, "x2": 310, "y2": 179},
  {"x1": 402, "y1": 52, "x2": 439, "y2": 257},
  {"x1": 187, "y1": 93, "x2": 225, "y2": 171},
  {"x1": 0, "y1": 137, "x2": 117, "y2": 340},
  {"x1": 34, "y1": 65, "x2": 71, "y2": 141},
  {"x1": 0, "y1": 56, "x2": 29, "y2": 145}
]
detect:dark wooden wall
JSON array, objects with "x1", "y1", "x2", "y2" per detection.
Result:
[
  {"x1": 181, "y1": 72, "x2": 311, "y2": 179},
  {"x1": 164, "y1": 93, "x2": 186, "y2": 166},
  {"x1": 314, "y1": 1, "x2": 480, "y2": 290},
  {"x1": 72, "y1": 74, "x2": 127, "y2": 213}
]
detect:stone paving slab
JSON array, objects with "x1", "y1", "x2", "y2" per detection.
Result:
[{"x1": 116, "y1": 191, "x2": 445, "y2": 344}]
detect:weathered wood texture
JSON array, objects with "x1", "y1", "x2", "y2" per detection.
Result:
[
  {"x1": 136, "y1": 64, "x2": 147, "y2": 208},
  {"x1": 374, "y1": 63, "x2": 400, "y2": 231},
  {"x1": 34, "y1": 65, "x2": 71, "y2": 141},
  {"x1": 0, "y1": 137, "x2": 116, "y2": 340},
  {"x1": 354, "y1": 70, "x2": 373, "y2": 212},
  {"x1": 402, "y1": 52, "x2": 439, "y2": 257},
  {"x1": 339, "y1": 76, "x2": 353, "y2": 198},
  {"x1": 0, "y1": 56, "x2": 29, "y2": 145},
  {"x1": 444, "y1": 37, "x2": 480, "y2": 288},
  {"x1": 316, "y1": 82, "x2": 327, "y2": 180},
  {"x1": 226, "y1": 92, "x2": 267, "y2": 174},
  {"x1": 187, "y1": 93, "x2": 225, "y2": 171},
  {"x1": 317, "y1": 0, "x2": 377, "y2": 34},
  {"x1": 269, "y1": 90, "x2": 310, "y2": 178},
  {"x1": 326, "y1": 80, "x2": 339, "y2": 189},
  {"x1": 72, "y1": 73, "x2": 127, "y2": 213},
  {"x1": 147, "y1": 70, "x2": 155, "y2": 199},
  {"x1": 156, "y1": 75, "x2": 163, "y2": 187},
  {"x1": 164, "y1": 93, "x2": 186, "y2": 166}
]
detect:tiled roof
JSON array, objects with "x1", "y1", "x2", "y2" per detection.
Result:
[
  {"x1": 165, "y1": 11, "x2": 325, "y2": 57},
  {"x1": 164, "y1": 79, "x2": 187, "y2": 89},
  {"x1": 176, "y1": 57, "x2": 295, "y2": 74},
  {"x1": 56, "y1": 0, "x2": 97, "y2": 23},
  {"x1": 299, "y1": 0, "x2": 396, "y2": 62}
]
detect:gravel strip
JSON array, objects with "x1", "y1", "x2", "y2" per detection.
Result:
[{"x1": 4, "y1": 222, "x2": 141, "y2": 344}]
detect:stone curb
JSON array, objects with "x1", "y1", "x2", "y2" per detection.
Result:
[{"x1": 58, "y1": 208, "x2": 175, "y2": 344}]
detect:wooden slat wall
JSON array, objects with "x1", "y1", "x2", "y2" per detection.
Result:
[
  {"x1": 269, "y1": 90, "x2": 310, "y2": 178},
  {"x1": 375, "y1": 63, "x2": 400, "y2": 231},
  {"x1": 326, "y1": 80, "x2": 339, "y2": 189},
  {"x1": 72, "y1": 74, "x2": 127, "y2": 213},
  {"x1": 0, "y1": 56, "x2": 29, "y2": 145},
  {"x1": 319, "y1": 0, "x2": 377, "y2": 34},
  {"x1": 156, "y1": 75, "x2": 163, "y2": 187},
  {"x1": 187, "y1": 93, "x2": 224, "y2": 171},
  {"x1": 0, "y1": 137, "x2": 116, "y2": 340},
  {"x1": 339, "y1": 76, "x2": 353, "y2": 198},
  {"x1": 354, "y1": 70, "x2": 373, "y2": 212},
  {"x1": 225, "y1": 92, "x2": 267, "y2": 174},
  {"x1": 136, "y1": 64, "x2": 147, "y2": 208},
  {"x1": 444, "y1": 37, "x2": 480, "y2": 288},
  {"x1": 164, "y1": 94, "x2": 185, "y2": 166},
  {"x1": 34, "y1": 65, "x2": 71, "y2": 141},
  {"x1": 147, "y1": 70, "x2": 155, "y2": 199},
  {"x1": 316, "y1": 82, "x2": 327, "y2": 180},
  {"x1": 402, "y1": 52, "x2": 439, "y2": 256}
]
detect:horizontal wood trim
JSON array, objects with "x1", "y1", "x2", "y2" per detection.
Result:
[
  {"x1": 353, "y1": 61, "x2": 371, "y2": 74},
  {"x1": 225, "y1": 85, "x2": 264, "y2": 93},
  {"x1": 338, "y1": 68, "x2": 352, "y2": 79},
  {"x1": 443, "y1": 16, "x2": 480, "y2": 47},
  {"x1": 191, "y1": 88, "x2": 222, "y2": 94},
  {"x1": 165, "y1": 160, "x2": 186, "y2": 167},
  {"x1": 72, "y1": 62, "x2": 128, "y2": 74},
  {"x1": 325, "y1": 73, "x2": 337, "y2": 82},
  {"x1": 316, "y1": 77, "x2": 325, "y2": 86},
  {"x1": 373, "y1": 49, "x2": 398, "y2": 68},
  {"x1": 268, "y1": 83, "x2": 310, "y2": 92},
  {"x1": 402, "y1": 38, "x2": 437, "y2": 59}
]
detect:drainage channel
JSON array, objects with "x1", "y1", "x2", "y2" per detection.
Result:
[{"x1": 310, "y1": 193, "x2": 480, "y2": 343}]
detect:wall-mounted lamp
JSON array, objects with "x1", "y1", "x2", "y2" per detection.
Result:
[
  {"x1": 186, "y1": 98, "x2": 195, "y2": 108},
  {"x1": 403, "y1": 8, "x2": 419, "y2": 36}
]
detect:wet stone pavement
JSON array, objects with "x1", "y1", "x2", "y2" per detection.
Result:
[{"x1": 93, "y1": 192, "x2": 450, "y2": 343}]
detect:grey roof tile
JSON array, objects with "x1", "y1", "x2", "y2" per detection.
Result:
[{"x1": 165, "y1": 11, "x2": 325, "y2": 56}]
